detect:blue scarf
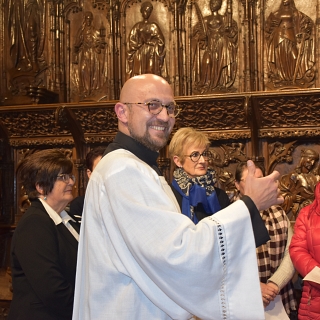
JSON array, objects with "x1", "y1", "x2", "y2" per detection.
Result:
[{"x1": 172, "y1": 168, "x2": 221, "y2": 224}]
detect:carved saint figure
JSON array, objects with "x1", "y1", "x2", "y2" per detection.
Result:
[
  {"x1": 280, "y1": 148, "x2": 320, "y2": 219},
  {"x1": 127, "y1": 2, "x2": 166, "y2": 78},
  {"x1": 192, "y1": 0, "x2": 238, "y2": 94},
  {"x1": 74, "y1": 12, "x2": 106, "y2": 97},
  {"x1": 8, "y1": 0, "x2": 46, "y2": 73},
  {"x1": 265, "y1": 0, "x2": 315, "y2": 88}
]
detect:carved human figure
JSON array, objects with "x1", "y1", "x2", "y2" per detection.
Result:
[
  {"x1": 280, "y1": 148, "x2": 320, "y2": 219},
  {"x1": 8, "y1": 0, "x2": 46, "y2": 73},
  {"x1": 265, "y1": 0, "x2": 315, "y2": 87},
  {"x1": 74, "y1": 12, "x2": 106, "y2": 97},
  {"x1": 127, "y1": 2, "x2": 166, "y2": 78},
  {"x1": 192, "y1": 0, "x2": 238, "y2": 94}
]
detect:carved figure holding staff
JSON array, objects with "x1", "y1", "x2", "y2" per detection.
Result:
[
  {"x1": 127, "y1": 2, "x2": 166, "y2": 79},
  {"x1": 8, "y1": 0, "x2": 46, "y2": 73},
  {"x1": 192, "y1": 0, "x2": 238, "y2": 94},
  {"x1": 73, "y1": 11, "x2": 107, "y2": 98},
  {"x1": 265, "y1": 0, "x2": 315, "y2": 88}
]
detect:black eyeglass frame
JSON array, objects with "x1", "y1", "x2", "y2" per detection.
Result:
[
  {"x1": 57, "y1": 173, "x2": 76, "y2": 183},
  {"x1": 184, "y1": 150, "x2": 213, "y2": 163},
  {"x1": 123, "y1": 100, "x2": 181, "y2": 118}
]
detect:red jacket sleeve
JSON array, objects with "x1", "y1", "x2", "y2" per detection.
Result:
[{"x1": 289, "y1": 206, "x2": 320, "y2": 290}]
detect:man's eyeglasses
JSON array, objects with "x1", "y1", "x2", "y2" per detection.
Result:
[
  {"x1": 185, "y1": 151, "x2": 212, "y2": 162},
  {"x1": 57, "y1": 174, "x2": 76, "y2": 183},
  {"x1": 123, "y1": 100, "x2": 180, "y2": 118}
]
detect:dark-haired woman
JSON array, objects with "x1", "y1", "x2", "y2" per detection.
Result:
[{"x1": 9, "y1": 149, "x2": 79, "y2": 320}]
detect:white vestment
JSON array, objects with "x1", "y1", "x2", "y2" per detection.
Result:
[{"x1": 73, "y1": 149, "x2": 264, "y2": 320}]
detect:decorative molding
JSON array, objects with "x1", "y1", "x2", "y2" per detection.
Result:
[
  {"x1": 0, "y1": 110, "x2": 70, "y2": 138},
  {"x1": 9, "y1": 138, "x2": 75, "y2": 147},
  {"x1": 84, "y1": 136, "x2": 115, "y2": 144},
  {"x1": 73, "y1": 107, "x2": 117, "y2": 134},
  {"x1": 259, "y1": 129, "x2": 320, "y2": 139}
]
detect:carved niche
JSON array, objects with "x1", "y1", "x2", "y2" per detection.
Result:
[
  {"x1": 264, "y1": 0, "x2": 316, "y2": 90},
  {"x1": 68, "y1": 6, "x2": 112, "y2": 102}
]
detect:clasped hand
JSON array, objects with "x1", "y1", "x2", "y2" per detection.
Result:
[{"x1": 260, "y1": 282, "x2": 279, "y2": 308}]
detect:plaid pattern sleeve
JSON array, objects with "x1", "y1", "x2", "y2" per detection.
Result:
[{"x1": 256, "y1": 205, "x2": 297, "y2": 315}]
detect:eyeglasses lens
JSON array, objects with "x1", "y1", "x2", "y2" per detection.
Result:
[
  {"x1": 57, "y1": 174, "x2": 76, "y2": 183},
  {"x1": 190, "y1": 151, "x2": 212, "y2": 162},
  {"x1": 148, "y1": 101, "x2": 179, "y2": 117}
]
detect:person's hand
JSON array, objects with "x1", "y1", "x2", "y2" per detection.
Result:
[
  {"x1": 244, "y1": 160, "x2": 283, "y2": 211},
  {"x1": 260, "y1": 282, "x2": 278, "y2": 308}
]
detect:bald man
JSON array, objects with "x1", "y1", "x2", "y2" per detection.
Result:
[{"x1": 73, "y1": 74, "x2": 283, "y2": 320}]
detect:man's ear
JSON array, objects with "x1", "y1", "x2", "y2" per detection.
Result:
[
  {"x1": 173, "y1": 155, "x2": 182, "y2": 168},
  {"x1": 115, "y1": 102, "x2": 128, "y2": 124}
]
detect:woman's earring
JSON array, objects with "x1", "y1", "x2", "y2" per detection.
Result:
[{"x1": 44, "y1": 195, "x2": 47, "y2": 200}]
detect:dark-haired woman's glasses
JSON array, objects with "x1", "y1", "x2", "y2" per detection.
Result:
[
  {"x1": 185, "y1": 151, "x2": 212, "y2": 162},
  {"x1": 57, "y1": 174, "x2": 76, "y2": 183}
]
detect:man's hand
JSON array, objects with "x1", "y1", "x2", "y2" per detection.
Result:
[{"x1": 244, "y1": 160, "x2": 284, "y2": 211}]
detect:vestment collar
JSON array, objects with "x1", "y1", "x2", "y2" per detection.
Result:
[{"x1": 105, "y1": 132, "x2": 162, "y2": 175}]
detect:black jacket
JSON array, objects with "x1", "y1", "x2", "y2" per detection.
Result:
[{"x1": 9, "y1": 199, "x2": 80, "y2": 320}]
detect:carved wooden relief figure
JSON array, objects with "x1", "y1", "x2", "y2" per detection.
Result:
[
  {"x1": 267, "y1": 141, "x2": 296, "y2": 174},
  {"x1": 8, "y1": 0, "x2": 46, "y2": 74},
  {"x1": 209, "y1": 143, "x2": 247, "y2": 202},
  {"x1": 279, "y1": 148, "x2": 320, "y2": 219},
  {"x1": 73, "y1": 11, "x2": 107, "y2": 99},
  {"x1": 127, "y1": 1, "x2": 166, "y2": 79},
  {"x1": 265, "y1": 0, "x2": 315, "y2": 89},
  {"x1": 192, "y1": 0, "x2": 238, "y2": 94}
]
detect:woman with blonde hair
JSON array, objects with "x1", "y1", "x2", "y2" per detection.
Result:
[{"x1": 168, "y1": 127, "x2": 230, "y2": 223}]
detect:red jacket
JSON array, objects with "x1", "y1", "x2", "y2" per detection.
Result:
[{"x1": 290, "y1": 183, "x2": 320, "y2": 320}]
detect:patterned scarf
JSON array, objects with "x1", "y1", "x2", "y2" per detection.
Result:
[
  {"x1": 257, "y1": 205, "x2": 296, "y2": 315},
  {"x1": 172, "y1": 168, "x2": 221, "y2": 224}
]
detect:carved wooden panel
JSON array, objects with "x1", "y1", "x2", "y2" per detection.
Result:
[
  {"x1": 264, "y1": 0, "x2": 316, "y2": 90},
  {"x1": 251, "y1": 90, "x2": 320, "y2": 138},
  {"x1": 274, "y1": 144, "x2": 320, "y2": 221},
  {"x1": 2, "y1": 0, "x2": 320, "y2": 104},
  {"x1": 66, "y1": 4, "x2": 112, "y2": 102},
  {"x1": 174, "y1": 95, "x2": 250, "y2": 140},
  {"x1": 0, "y1": 106, "x2": 72, "y2": 147}
]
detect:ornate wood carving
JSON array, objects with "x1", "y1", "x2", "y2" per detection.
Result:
[
  {"x1": 267, "y1": 141, "x2": 297, "y2": 174},
  {"x1": 2, "y1": 0, "x2": 320, "y2": 102},
  {"x1": 251, "y1": 90, "x2": 320, "y2": 138},
  {"x1": 279, "y1": 146, "x2": 320, "y2": 220},
  {"x1": 175, "y1": 96, "x2": 249, "y2": 131},
  {"x1": 265, "y1": 0, "x2": 315, "y2": 90},
  {"x1": 190, "y1": 0, "x2": 238, "y2": 94}
]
